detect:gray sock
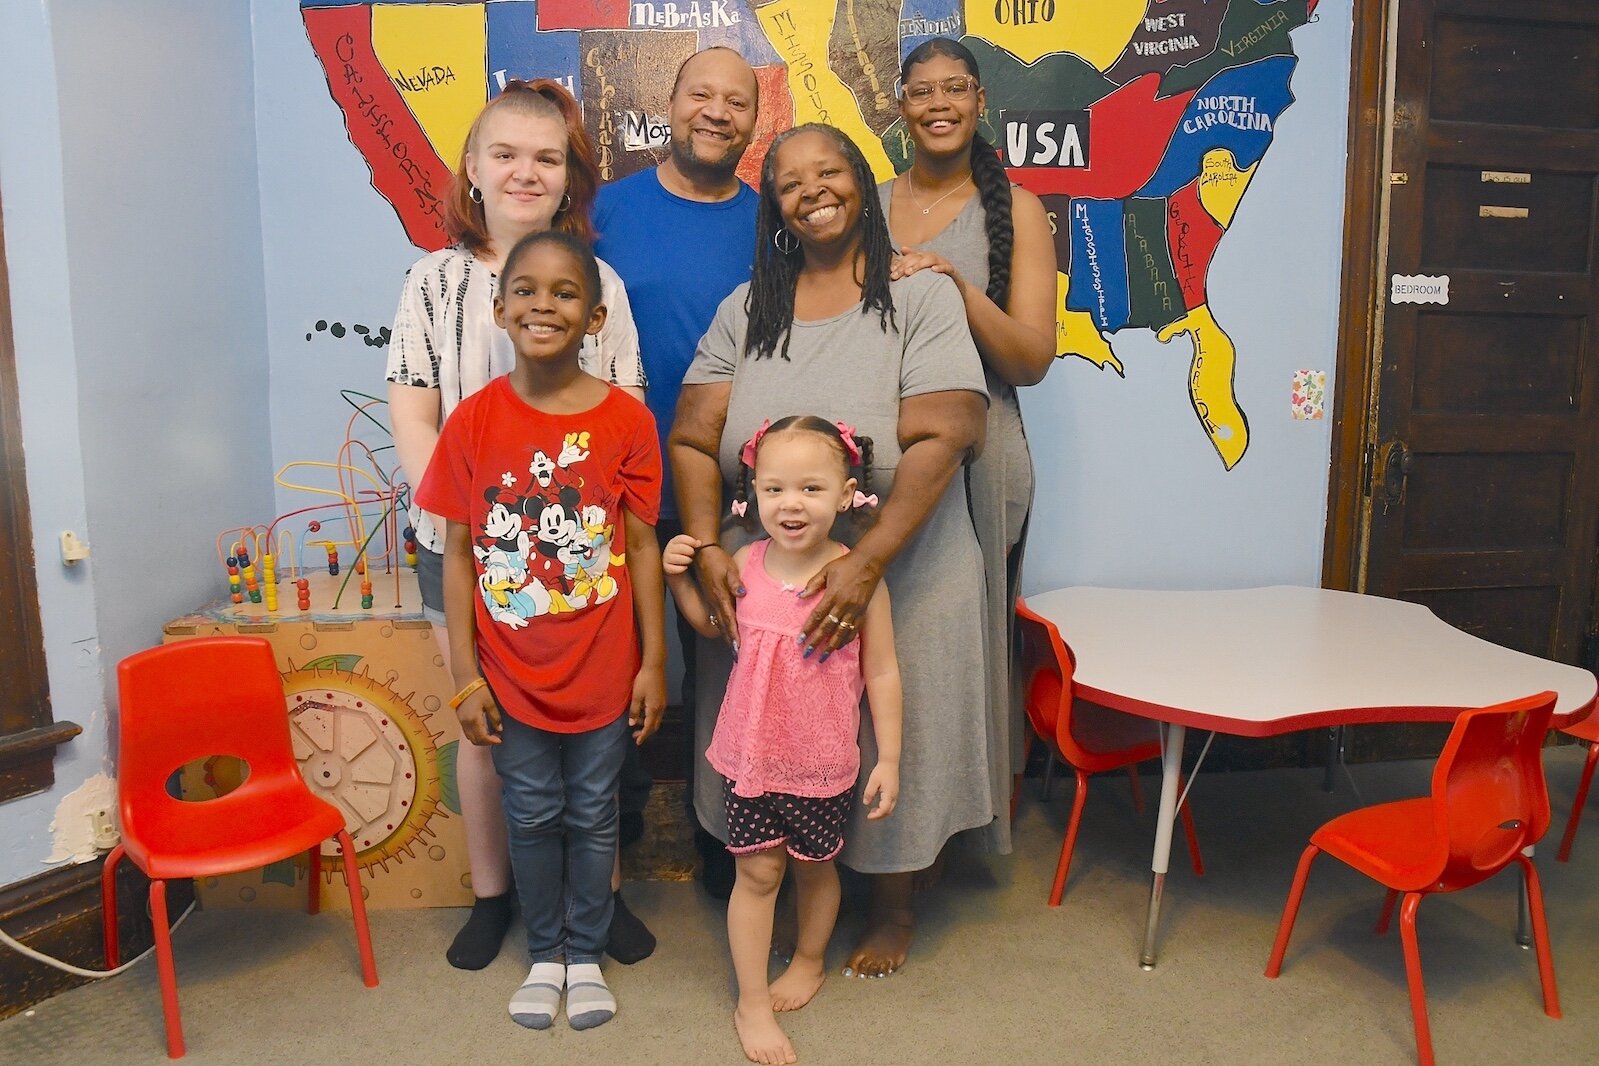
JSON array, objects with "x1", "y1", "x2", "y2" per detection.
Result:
[
  {"x1": 565, "y1": 962, "x2": 616, "y2": 1030},
  {"x1": 509, "y1": 962, "x2": 564, "y2": 1030}
]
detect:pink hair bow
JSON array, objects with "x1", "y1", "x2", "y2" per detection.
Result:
[
  {"x1": 739, "y1": 419, "x2": 772, "y2": 469},
  {"x1": 834, "y1": 421, "x2": 864, "y2": 466},
  {"x1": 852, "y1": 490, "x2": 878, "y2": 509},
  {"x1": 730, "y1": 500, "x2": 748, "y2": 517}
]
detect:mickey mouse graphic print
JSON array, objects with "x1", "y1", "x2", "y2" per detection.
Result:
[{"x1": 417, "y1": 377, "x2": 661, "y2": 733}]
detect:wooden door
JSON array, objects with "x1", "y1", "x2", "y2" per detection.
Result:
[{"x1": 1365, "y1": 0, "x2": 1599, "y2": 689}]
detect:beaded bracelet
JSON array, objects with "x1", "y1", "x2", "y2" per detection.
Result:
[{"x1": 448, "y1": 676, "x2": 489, "y2": 710}]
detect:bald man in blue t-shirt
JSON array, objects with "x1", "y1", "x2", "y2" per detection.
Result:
[{"x1": 594, "y1": 45, "x2": 760, "y2": 905}]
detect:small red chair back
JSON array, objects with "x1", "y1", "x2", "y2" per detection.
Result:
[
  {"x1": 1016, "y1": 597, "x2": 1161, "y2": 772},
  {"x1": 1015, "y1": 597, "x2": 1073, "y2": 752},
  {"x1": 116, "y1": 637, "x2": 307, "y2": 856},
  {"x1": 1427, "y1": 691, "x2": 1556, "y2": 893}
]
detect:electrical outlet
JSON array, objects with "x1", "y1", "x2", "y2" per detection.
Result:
[{"x1": 90, "y1": 807, "x2": 120, "y2": 850}]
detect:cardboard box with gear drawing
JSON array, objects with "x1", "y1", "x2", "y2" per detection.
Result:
[{"x1": 165, "y1": 569, "x2": 472, "y2": 910}]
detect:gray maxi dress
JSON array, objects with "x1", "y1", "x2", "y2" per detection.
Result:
[
  {"x1": 682, "y1": 269, "x2": 995, "y2": 874},
  {"x1": 880, "y1": 182, "x2": 1036, "y2": 857}
]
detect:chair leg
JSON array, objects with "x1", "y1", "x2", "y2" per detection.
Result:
[
  {"x1": 1127, "y1": 766, "x2": 1146, "y2": 815},
  {"x1": 101, "y1": 844, "x2": 126, "y2": 967},
  {"x1": 1515, "y1": 855, "x2": 1561, "y2": 1018},
  {"x1": 1555, "y1": 740, "x2": 1599, "y2": 863},
  {"x1": 1398, "y1": 893, "x2": 1434, "y2": 1066},
  {"x1": 1177, "y1": 775, "x2": 1204, "y2": 877},
  {"x1": 335, "y1": 830, "x2": 379, "y2": 987},
  {"x1": 308, "y1": 845, "x2": 322, "y2": 915},
  {"x1": 1048, "y1": 770, "x2": 1091, "y2": 907},
  {"x1": 1040, "y1": 749, "x2": 1057, "y2": 801},
  {"x1": 1376, "y1": 888, "x2": 1400, "y2": 935},
  {"x1": 148, "y1": 879, "x2": 185, "y2": 1059},
  {"x1": 1265, "y1": 844, "x2": 1320, "y2": 977}
]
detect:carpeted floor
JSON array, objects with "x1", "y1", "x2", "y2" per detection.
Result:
[{"x1": 5, "y1": 750, "x2": 1598, "y2": 1065}]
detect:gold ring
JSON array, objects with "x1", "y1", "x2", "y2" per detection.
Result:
[
  {"x1": 826, "y1": 614, "x2": 841, "y2": 625},
  {"x1": 839, "y1": 620, "x2": 857, "y2": 630}
]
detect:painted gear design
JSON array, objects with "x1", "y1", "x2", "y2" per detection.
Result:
[{"x1": 282, "y1": 662, "x2": 445, "y2": 872}]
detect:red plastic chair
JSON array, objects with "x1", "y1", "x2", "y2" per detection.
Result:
[
  {"x1": 1015, "y1": 597, "x2": 1204, "y2": 907},
  {"x1": 1554, "y1": 713, "x2": 1599, "y2": 862},
  {"x1": 1265, "y1": 691, "x2": 1560, "y2": 1066},
  {"x1": 102, "y1": 637, "x2": 378, "y2": 1058}
]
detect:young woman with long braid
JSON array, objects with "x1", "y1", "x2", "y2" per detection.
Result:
[{"x1": 861, "y1": 37, "x2": 1060, "y2": 977}]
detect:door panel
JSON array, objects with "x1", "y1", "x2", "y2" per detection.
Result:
[{"x1": 1366, "y1": 0, "x2": 1599, "y2": 695}]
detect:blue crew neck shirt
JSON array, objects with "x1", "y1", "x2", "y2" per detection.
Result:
[{"x1": 595, "y1": 168, "x2": 758, "y2": 519}]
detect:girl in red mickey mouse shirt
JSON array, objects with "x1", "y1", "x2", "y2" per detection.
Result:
[{"x1": 418, "y1": 230, "x2": 665, "y2": 1033}]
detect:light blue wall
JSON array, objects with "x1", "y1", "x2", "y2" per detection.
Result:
[
  {"x1": 254, "y1": 2, "x2": 421, "y2": 511},
  {"x1": 0, "y1": 1, "x2": 273, "y2": 884},
  {"x1": 1022, "y1": 5, "x2": 1354, "y2": 594}
]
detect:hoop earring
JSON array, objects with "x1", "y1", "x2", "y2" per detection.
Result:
[
  {"x1": 772, "y1": 227, "x2": 800, "y2": 255},
  {"x1": 558, "y1": 193, "x2": 571, "y2": 214},
  {"x1": 469, "y1": 185, "x2": 483, "y2": 204}
]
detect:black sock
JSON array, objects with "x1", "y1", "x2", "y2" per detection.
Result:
[
  {"x1": 446, "y1": 892, "x2": 514, "y2": 970},
  {"x1": 605, "y1": 890, "x2": 656, "y2": 964}
]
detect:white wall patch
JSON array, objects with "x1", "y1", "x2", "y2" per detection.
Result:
[{"x1": 46, "y1": 772, "x2": 118, "y2": 864}]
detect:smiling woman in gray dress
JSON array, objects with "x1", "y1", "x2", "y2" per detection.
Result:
[{"x1": 670, "y1": 122, "x2": 991, "y2": 979}]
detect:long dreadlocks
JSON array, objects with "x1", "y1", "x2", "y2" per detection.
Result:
[{"x1": 744, "y1": 124, "x2": 897, "y2": 361}]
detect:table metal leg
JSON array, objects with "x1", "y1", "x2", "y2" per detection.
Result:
[
  {"x1": 1516, "y1": 844, "x2": 1534, "y2": 948},
  {"x1": 1141, "y1": 721, "x2": 1186, "y2": 969},
  {"x1": 1322, "y1": 725, "x2": 1344, "y2": 792}
]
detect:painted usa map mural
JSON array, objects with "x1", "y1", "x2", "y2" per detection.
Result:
[{"x1": 303, "y1": 0, "x2": 1318, "y2": 469}]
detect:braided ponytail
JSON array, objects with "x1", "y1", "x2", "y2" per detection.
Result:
[{"x1": 970, "y1": 133, "x2": 1013, "y2": 309}]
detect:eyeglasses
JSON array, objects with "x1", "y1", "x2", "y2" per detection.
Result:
[{"x1": 901, "y1": 75, "x2": 978, "y2": 105}]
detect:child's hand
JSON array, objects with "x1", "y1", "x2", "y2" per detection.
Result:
[
  {"x1": 456, "y1": 684, "x2": 502, "y2": 747},
  {"x1": 862, "y1": 762, "x2": 899, "y2": 819},
  {"x1": 629, "y1": 664, "x2": 666, "y2": 745},
  {"x1": 662, "y1": 534, "x2": 701, "y2": 576}
]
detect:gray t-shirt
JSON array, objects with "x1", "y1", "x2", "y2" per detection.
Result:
[{"x1": 683, "y1": 270, "x2": 998, "y2": 872}]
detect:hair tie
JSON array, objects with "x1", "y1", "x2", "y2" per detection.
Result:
[
  {"x1": 834, "y1": 421, "x2": 864, "y2": 466},
  {"x1": 730, "y1": 500, "x2": 748, "y2": 517},
  {"x1": 852, "y1": 490, "x2": 878, "y2": 509},
  {"x1": 739, "y1": 419, "x2": 772, "y2": 469}
]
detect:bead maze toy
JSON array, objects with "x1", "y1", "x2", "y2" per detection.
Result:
[{"x1": 212, "y1": 391, "x2": 421, "y2": 620}]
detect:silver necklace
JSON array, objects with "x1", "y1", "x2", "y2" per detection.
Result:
[{"x1": 906, "y1": 172, "x2": 971, "y2": 215}]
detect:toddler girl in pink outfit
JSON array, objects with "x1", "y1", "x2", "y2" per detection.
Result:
[{"x1": 664, "y1": 415, "x2": 901, "y2": 1066}]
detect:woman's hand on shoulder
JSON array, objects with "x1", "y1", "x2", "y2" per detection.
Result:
[
  {"x1": 889, "y1": 245, "x2": 960, "y2": 287},
  {"x1": 797, "y1": 551, "x2": 883, "y2": 658}
]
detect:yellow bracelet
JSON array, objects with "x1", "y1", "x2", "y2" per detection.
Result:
[{"x1": 448, "y1": 676, "x2": 489, "y2": 709}]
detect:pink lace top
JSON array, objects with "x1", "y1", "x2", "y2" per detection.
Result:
[{"x1": 706, "y1": 540, "x2": 865, "y2": 798}]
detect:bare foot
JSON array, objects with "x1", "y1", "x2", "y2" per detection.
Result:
[
  {"x1": 734, "y1": 1001, "x2": 797, "y2": 1065},
  {"x1": 769, "y1": 957, "x2": 825, "y2": 1012},
  {"x1": 844, "y1": 907, "x2": 913, "y2": 978},
  {"x1": 771, "y1": 889, "x2": 798, "y2": 962}
]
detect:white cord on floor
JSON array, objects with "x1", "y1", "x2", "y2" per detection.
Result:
[{"x1": 0, "y1": 900, "x2": 198, "y2": 978}]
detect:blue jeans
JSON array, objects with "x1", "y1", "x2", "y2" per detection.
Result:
[{"x1": 492, "y1": 711, "x2": 630, "y2": 965}]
